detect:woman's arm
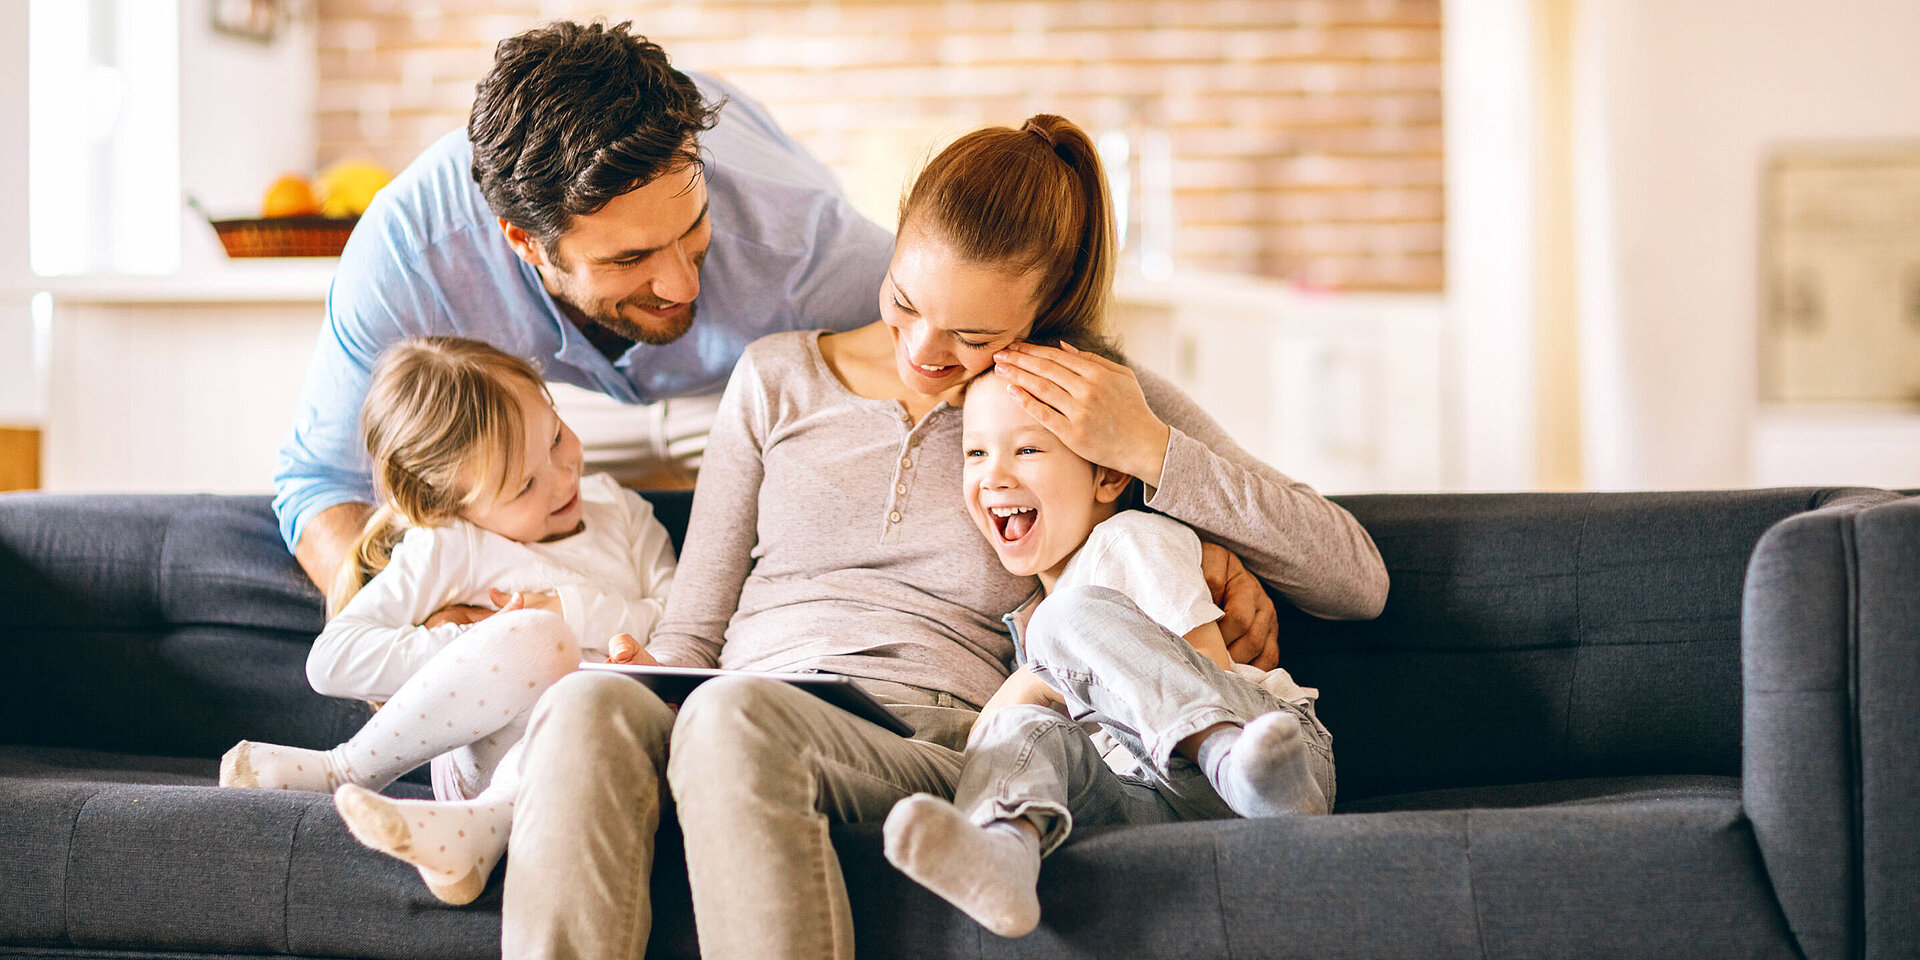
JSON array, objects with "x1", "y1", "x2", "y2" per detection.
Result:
[
  {"x1": 992, "y1": 342, "x2": 1388, "y2": 621},
  {"x1": 642, "y1": 348, "x2": 770, "y2": 668}
]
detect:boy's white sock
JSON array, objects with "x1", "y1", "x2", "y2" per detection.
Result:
[
  {"x1": 1196, "y1": 711, "x2": 1328, "y2": 817},
  {"x1": 333, "y1": 783, "x2": 514, "y2": 906},
  {"x1": 882, "y1": 793, "x2": 1042, "y2": 938},
  {"x1": 219, "y1": 740, "x2": 356, "y2": 793}
]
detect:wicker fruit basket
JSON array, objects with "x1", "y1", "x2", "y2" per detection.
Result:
[{"x1": 208, "y1": 215, "x2": 360, "y2": 258}]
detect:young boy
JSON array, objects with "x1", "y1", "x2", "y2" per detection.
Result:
[{"x1": 882, "y1": 361, "x2": 1335, "y2": 937}]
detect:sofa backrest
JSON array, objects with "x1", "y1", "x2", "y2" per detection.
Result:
[
  {"x1": 0, "y1": 486, "x2": 1882, "y2": 800},
  {"x1": 1278, "y1": 487, "x2": 1889, "y2": 802},
  {"x1": 0, "y1": 491, "x2": 692, "y2": 759}
]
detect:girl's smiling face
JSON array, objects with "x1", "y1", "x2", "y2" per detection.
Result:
[
  {"x1": 457, "y1": 378, "x2": 586, "y2": 543},
  {"x1": 881, "y1": 221, "x2": 1042, "y2": 397}
]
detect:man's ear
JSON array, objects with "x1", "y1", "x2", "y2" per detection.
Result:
[
  {"x1": 499, "y1": 218, "x2": 546, "y2": 267},
  {"x1": 1093, "y1": 465, "x2": 1134, "y2": 504}
]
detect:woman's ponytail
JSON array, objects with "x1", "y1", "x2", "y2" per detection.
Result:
[
  {"x1": 1017, "y1": 115, "x2": 1115, "y2": 347},
  {"x1": 898, "y1": 113, "x2": 1119, "y2": 350}
]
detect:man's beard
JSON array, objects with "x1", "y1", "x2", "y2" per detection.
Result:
[{"x1": 587, "y1": 296, "x2": 698, "y2": 346}]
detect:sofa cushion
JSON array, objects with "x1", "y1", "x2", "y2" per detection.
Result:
[
  {"x1": 1278, "y1": 488, "x2": 1886, "y2": 802},
  {"x1": 843, "y1": 774, "x2": 1793, "y2": 960},
  {"x1": 7, "y1": 753, "x2": 1791, "y2": 960},
  {"x1": 0, "y1": 747, "x2": 521, "y2": 960},
  {"x1": 1334, "y1": 773, "x2": 1742, "y2": 813}
]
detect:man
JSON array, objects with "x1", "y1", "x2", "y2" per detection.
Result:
[{"x1": 273, "y1": 20, "x2": 895, "y2": 589}]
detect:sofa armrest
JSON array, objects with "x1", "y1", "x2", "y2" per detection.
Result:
[{"x1": 1743, "y1": 493, "x2": 1919, "y2": 960}]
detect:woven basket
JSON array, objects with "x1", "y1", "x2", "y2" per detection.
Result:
[{"x1": 209, "y1": 216, "x2": 359, "y2": 258}]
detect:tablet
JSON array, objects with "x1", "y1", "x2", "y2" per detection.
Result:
[{"x1": 577, "y1": 663, "x2": 917, "y2": 737}]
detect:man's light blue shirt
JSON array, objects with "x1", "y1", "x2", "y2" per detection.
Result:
[{"x1": 272, "y1": 73, "x2": 895, "y2": 550}]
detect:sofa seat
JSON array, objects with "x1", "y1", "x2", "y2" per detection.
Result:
[
  {"x1": 5, "y1": 746, "x2": 1791, "y2": 960},
  {"x1": 845, "y1": 773, "x2": 1798, "y2": 960}
]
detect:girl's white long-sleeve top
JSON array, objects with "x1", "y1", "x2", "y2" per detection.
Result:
[{"x1": 306, "y1": 472, "x2": 676, "y2": 701}]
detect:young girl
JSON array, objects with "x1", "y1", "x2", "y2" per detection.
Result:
[
  {"x1": 220, "y1": 336, "x2": 675, "y2": 905},
  {"x1": 880, "y1": 356, "x2": 1337, "y2": 937}
]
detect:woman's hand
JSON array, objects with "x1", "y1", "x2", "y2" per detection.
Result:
[
  {"x1": 1201, "y1": 543, "x2": 1280, "y2": 671},
  {"x1": 606, "y1": 633, "x2": 660, "y2": 666},
  {"x1": 992, "y1": 341, "x2": 1173, "y2": 487}
]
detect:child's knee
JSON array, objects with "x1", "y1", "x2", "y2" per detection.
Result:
[
  {"x1": 971, "y1": 703, "x2": 1079, "y2": 745},
  {"x1": 476, "y1": 609, "x2": 579, "y2": 675},
  {"x1": 1026, "y1": 584, "x2": 1150, "y2": 660}
]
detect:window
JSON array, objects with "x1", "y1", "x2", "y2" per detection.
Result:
[{"x1": 29, "y1": 0, "x2": 180, "y2": 276}]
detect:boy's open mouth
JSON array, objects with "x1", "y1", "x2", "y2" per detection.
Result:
[{"x1": 988, "y1": 505, "x2": 1038, "y2": 544}]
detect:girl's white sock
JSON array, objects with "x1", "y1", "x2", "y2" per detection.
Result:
[
  {"x1": 333, "y1": 783, "x2": 514, "y2": 905},
  {"x1": 882, "y1": 793, "x2": 1042, "y2": 938},
  {"x1": 219, "y1": 740, "x2": 356, "y2": 793}
]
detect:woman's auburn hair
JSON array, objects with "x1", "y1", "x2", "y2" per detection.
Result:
[
  {"x1": 897, "y1": 114, "x2": 1118, "y2": 350},
  {"x1": 328, "y1": 337, "x2": 550, "y2": 616}
]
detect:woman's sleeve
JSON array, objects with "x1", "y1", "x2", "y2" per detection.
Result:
[
  {"x1": 643, "y1": 347, "x2": 769, "y2": 668},
  {"x1": 1135, "y1": 367, "x2": 1389, "y2": 620},
  {"x1": 305, "y1": 527, "x2": 477, "y2": 700}
]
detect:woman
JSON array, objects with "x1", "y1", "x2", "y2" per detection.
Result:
[{"x1": 498, "y1": 115, "x2": 1389, "y2": 960}]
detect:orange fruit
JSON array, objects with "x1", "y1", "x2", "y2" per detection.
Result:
[{"x1": 261, "y1": 174, "x2": 319, "y2": 218}]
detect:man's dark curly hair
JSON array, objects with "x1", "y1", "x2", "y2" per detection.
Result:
[{"x1": 468, "y1": 21, "x2": 721, "y2": 249}]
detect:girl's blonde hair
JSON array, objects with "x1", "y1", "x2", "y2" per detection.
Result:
[{"x1": 329, "y1": 337, "x2": 550, "y2": 615}]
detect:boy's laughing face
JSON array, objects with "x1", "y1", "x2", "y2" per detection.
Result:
[{"x1": 961, "y1": 376, "x2": 1131, "y2": 587}]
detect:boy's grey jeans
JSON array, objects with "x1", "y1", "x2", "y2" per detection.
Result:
[
  {"x1": 499, "y1": 585, "x2": 1328, "y2": 960},
  {"x1": 962, "y1": 584, "x2": 1336, "y2": 853}
]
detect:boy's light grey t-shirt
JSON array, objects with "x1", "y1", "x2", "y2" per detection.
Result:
[{"x1": 647, "y1": 331, "x2": 1387, "y2": 710}]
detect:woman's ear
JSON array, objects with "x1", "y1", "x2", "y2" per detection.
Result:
[{"x1": 1092, "y1": 464, "x2": 1135, "y2": 504}]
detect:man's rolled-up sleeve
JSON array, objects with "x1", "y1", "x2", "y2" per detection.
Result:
[{"x1": 272, "y1": 231, "x2": 441, "y2": 552}]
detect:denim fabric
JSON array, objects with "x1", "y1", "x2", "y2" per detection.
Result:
[{"x1": 960, "y1": 585, "x2": 1335, "y2": 851}]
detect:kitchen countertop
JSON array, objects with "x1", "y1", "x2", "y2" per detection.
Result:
[{"x1": 6, "y1": 260, "x2": 337, "y2": 304}]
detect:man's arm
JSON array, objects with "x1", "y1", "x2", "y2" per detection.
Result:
[{"x1": 294, "y1": 501, "x2": 373, "y2": 595}]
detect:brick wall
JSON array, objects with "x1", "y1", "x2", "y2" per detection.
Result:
[{"x1": 316, "y1": 0, "x2": 1443, "y2": 291}]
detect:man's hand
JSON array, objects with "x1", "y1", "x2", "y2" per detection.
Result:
[
  {"x1": 606, "y1": 633, "x2": 660, "y2": 666},
  {"x1": 423, "y1": 604, "x2": 495, "y2": 629},
  {"x1": 1201, "y1": 542, "x2": 1279, "y2": 671}
]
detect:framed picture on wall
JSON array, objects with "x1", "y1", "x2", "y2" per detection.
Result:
[
  {"x1": 209, "y1": 0, "x2": 283, "y2": 43},
  {"x1": 1761, "y1": 147, "x2": 1920, "y2": 404}
]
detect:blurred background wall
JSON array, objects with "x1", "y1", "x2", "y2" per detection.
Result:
[
  {"x1": 4, "y1": 0, "x2": 1919, "y2": 495},
  {"x1": 313, "y1": 0, "x2": 1444, "y2": 293}
]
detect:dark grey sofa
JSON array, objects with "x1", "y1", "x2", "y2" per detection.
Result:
[{"x1": 3, "y1": 487, "x2": 1915, "y2": 960}]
